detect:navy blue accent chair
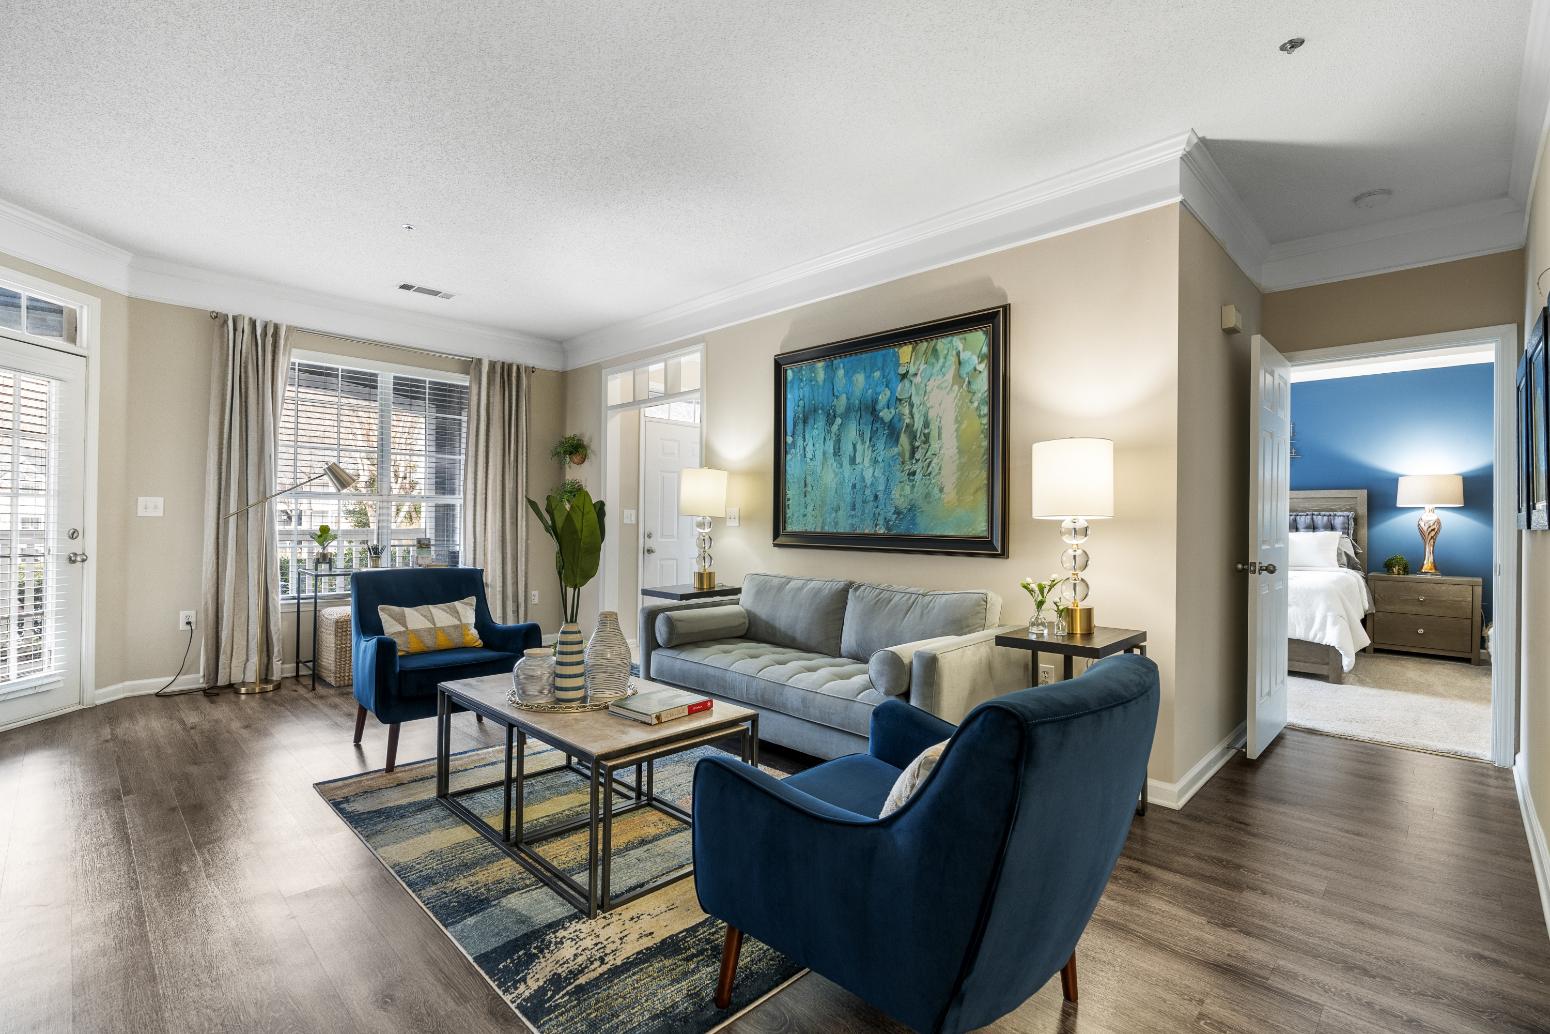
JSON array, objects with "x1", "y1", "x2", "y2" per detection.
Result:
[
  {"x1": 694, "y1": 653, "x2": 1159, "y2": 1032},
  {"x1": 350, "y1": 568, "x2": 541, "y2": 771}
]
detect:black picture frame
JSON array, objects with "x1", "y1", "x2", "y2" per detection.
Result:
[
  {"x1": 1522, "y1": 298, "x2": 1550, "y2": 532},
  {"x1": 772, "y1": 306, "x2": 1010, "y2": 557}
]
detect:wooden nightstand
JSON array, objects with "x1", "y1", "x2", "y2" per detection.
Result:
[{"x1": 1366, "y1": 573, "x2": 1482, "y2": 665}]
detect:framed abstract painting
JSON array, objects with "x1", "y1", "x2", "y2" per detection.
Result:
[
  {"x1": 1521, "y1": 296, "x2": 1549, "y2": 531},
  {"x1": 773, "y1": 305, "x2": 1009, "y2": 556}
]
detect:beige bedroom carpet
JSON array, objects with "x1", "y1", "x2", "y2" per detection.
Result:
[{"x1": 1287, "y1": 653, "x2": 1491, "y2": 760}]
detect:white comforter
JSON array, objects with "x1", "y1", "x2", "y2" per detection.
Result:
[{"x1": 1288, "y1": 568, "x2": 1373, "y2": 672}]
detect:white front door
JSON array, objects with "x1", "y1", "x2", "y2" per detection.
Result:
[
  {"x1": 0, "y1": 338, "x2": 86, "y2": 730},
  {"x1": 640, "y1": 418, "x2": 701, "y2": 589},
  {"x1": 1246, "y1": 334, "x2": 1291, "y2": 759}
]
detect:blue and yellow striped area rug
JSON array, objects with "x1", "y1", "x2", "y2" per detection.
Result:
[{"x1": 316, "y1": 744, "x2": 802, "y2": 1033}]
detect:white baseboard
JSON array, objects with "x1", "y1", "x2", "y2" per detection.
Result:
[
  {"x1": 1513, "y1": 754, "x2": 1550, "y2": 940},
  {"x1": 1146, "y1": 721, "x2": 1247, "y2": 811},
  {"x1": 94, "y1": 674, "x2": 206, "y2": 704}
]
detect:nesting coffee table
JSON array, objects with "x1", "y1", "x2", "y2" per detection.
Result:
[{"x1": 434, "y1": 673, "x2": 758, "y2": 917}]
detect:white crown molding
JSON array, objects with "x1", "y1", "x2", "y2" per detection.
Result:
[
  {"x1": 1178, "y1": 135, "x2": 1271, "y2": 286},
  {"x1": 561, "y1": 132, "x2": 1197, "y2": 369},
  {"x1": 1510, "y1": 0, "x2": 1550, "y2": 208},
  {"x1": 0, "y1": 197, "x2": 565, "y2": 368},
  {"x1": 1258, "y1": 197, "x2": 1525, "y2": 292}
]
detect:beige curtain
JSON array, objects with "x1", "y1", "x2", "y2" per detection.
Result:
[
  {"x1": 463, "y1": 358, "x2": 531, "y2": 623},
  {"x1": 199, "y1": 315, "x2": 290, "y2": 686}
]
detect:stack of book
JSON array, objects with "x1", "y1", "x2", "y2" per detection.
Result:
[{"x1": 609, "y1": 687, "x2": 713, "y2": 725}]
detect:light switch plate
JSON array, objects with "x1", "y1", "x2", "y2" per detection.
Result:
[
  {"x1": 726, "y1": 507, "x2": 740, "y2": 527},
  {"x1": 137, "y1": 496, "x2": 164, "y2": 517},
  {"x1": 622, "y1": 509, "x2": 637, "y2": 525}
]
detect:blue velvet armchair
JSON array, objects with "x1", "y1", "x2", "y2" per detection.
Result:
[
  {"x1": 350, "y1": 568, "x2": 541, "y2": 771},
  {"x1": 693, "y1": 653, "x2": 1159, "y2": 1032}
]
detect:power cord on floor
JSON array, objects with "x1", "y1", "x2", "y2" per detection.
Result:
[{"x1": 154, "y1": 624, "x2": 212, "y2": 697}]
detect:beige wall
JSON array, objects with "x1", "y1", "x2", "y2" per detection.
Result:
[
  {"x1": 1176, "y1": 209, "x2": 1261, "y2": 777},
  {"x1": 1522, "y1": 132, "x2": 1550, "y2": 882},
  {"x1": 563, "y1": 206, "x2": 1200, "y2": 781},
  {"x1": 1262, "y1": 250, "x2": 1525, "y2": 353}
]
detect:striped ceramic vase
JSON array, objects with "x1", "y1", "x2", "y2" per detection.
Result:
[
  {"x1": 553, "y1": 621, "x2": 587, "y2": 703},
  {"x1": 585, "y1": 611, "x2": 631, "y2": 697}
]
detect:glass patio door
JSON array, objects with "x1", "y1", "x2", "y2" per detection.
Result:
[{"x1": 0, "y1": 336, "x2": 85, "y2": 729}]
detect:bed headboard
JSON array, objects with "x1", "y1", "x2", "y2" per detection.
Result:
[{"x1": 1289, "y1": 489, "x2": 1368, "y2": 568}]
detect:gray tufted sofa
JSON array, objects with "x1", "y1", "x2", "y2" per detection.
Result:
[{"x1": 639, "y1": 573, "x2": 1031, "y2": 759}]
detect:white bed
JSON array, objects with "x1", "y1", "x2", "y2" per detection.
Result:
[{"x1": 1288, "y1": 568, "x2": 1372, "y2": 673}]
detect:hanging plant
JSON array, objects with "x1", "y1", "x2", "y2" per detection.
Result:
[
  {"x1": 551, "y1": 433, "x2": 591, "y2": 466},
  {"x1": 557, "y1": 478, "x2": 586, "y2": 504}
]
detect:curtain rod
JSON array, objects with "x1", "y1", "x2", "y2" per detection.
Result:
[{"x1": 209, "y1": 310, "x2": 530, "y2": 370}]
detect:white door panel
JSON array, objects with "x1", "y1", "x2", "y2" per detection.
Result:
[
  {"x1": 1246, "y1": 335, "x2": 1291, "y2": 759},
  {"x1": 0, "y1": 338, "x2": 86, "y2": 728}
]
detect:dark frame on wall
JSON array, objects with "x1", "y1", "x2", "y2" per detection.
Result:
[
  {"x1": 1521, "y1": 297, "x2": 1549, "y2": 532},
  {"x1": 772, "y1": 305, "x2": 1009, "y2": 557}
]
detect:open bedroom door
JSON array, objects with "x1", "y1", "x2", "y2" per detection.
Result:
[{"x1": 1242, "y1": 334, "x2": 1292, "y2": 759}]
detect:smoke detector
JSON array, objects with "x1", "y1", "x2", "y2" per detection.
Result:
[
  {"x1": 397, "y1": 282, "x2": 455, "y2": 300},
  {"x1": 1352, "y1": 188, "x2": 1394, "y2": 210}
]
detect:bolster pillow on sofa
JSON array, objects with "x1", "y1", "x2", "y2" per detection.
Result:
[
  {"x1": 656, "y1": 604, "x2": 750, "y2": 648},
  {"x1": 866, "y1": 634, "x2": 965, "y2": 698}
]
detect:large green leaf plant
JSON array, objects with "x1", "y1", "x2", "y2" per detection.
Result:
[{"x1": 527, "y1": 487, "x2": 606, "y2": 624}]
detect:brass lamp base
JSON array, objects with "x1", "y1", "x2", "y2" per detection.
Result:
[
  {"x1": 236, "y1": 679, "x2": 280, "y2": 695},
  {"x1": 1065, "y1": 603, "x2": 1094, "y2": 635},
  {"x1": 693, "y1": 569, "x2": 717, "y2": 590}
]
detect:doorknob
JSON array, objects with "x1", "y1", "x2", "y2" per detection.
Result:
[
  {"x1": 1234, "y1": 561, "x2": 1277, "y2": 575},
  {"x1": 644, "y1": 546, "x2": 656, "y2": 555},
  {"x1": 67, "y1": 552, "x2": 89, "y2": 564}
]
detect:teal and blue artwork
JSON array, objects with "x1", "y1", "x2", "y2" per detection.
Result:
[{"x1": 774, "y1": 306, "x2": 1008, "y2": 556}]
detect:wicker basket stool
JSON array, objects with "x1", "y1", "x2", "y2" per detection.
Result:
[{"x1": 316, "y1": 605, "x2": 353, "y2": 686}]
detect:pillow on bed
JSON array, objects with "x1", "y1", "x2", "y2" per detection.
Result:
[
  {"x1": 1289, "y1": 530, "x2": 1343, "y2": 569},
  {"x1": 1337, "y1": 534, "x2": 1363, "y2": 571}
]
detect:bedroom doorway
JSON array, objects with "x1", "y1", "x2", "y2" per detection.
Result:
[{"x1": 1275, "y1": 326, "x2": 1517, "y2": 766}]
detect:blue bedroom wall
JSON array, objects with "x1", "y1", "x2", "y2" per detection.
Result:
[{"x1": 1290, "y1": 363, "x2": 1494, "y2": 623}]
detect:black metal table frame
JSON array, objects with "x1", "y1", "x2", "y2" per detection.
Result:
[
  {"x1": 293, "y1": 567, "x2": 355, "y2": 691},
  {"x1": 434, "y1": 685, "x2": 759, "y2": 917}
]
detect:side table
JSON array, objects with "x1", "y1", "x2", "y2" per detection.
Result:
[
  {"x1": 640, "y1": 583, "x2": 741, "y2": 602},
  {"x1": 995, "y1": 625, "x2": 1149, "y2": 814}
]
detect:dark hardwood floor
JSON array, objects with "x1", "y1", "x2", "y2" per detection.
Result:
[{"x1": 1, "y1": 680, "x2": 1546, "y2": 1033}]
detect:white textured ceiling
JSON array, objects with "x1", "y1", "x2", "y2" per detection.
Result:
[{"x1": 0, "y1": 0, "x2": 1533, "y2": 347}]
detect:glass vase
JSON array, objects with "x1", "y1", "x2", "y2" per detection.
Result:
[
  {"x1": 1028, "y1": 606, "x2": 1050, "y2": 636},
  {"x1": 510, "y1": 648, "x2": 555, "y2": 705}
]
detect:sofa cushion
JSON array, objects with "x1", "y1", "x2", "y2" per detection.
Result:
[
  {"x1": 783, "y1": 753, "x2": 903, "y2": 818},
  {"x1": 650, "y1": 638, "x2": 883, "y2": 738},
  {"x1": 740, "y1": 573, "x2": 852, "y2": 656},
  {"x1": 655, "y1": 604, "x2": 749, "y2": 647},
  {"x1": 395, "y1": 647, "x2": 519, "y2": 698},
  {"x1": 840, "y1": 583, "x2": 1001, "y2": 661}
]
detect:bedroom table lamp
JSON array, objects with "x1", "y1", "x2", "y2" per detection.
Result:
[
  {"x1": 1031, "y1": 438, "x2": 1114, "y2": 635},
  {"x1": 679, "y1": 467, "x2": 728, "y2": 590},
  {"x1": 1396, "y1": 473, "x2": 1464, "y2": 575}
]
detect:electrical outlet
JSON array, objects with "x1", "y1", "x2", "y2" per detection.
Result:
[
  {"x1": 725, "y1": 507, "x2": 740, "y2": 527},
  {"x1": 530, "y1": 590, "x2": 540, "y2": 606},
  {"x1": 1038, "y1": 664, "x2": 1055, "y2": 686},
  {"x1": 178, "y1": 610, "x2": 196, "y2": 631}
]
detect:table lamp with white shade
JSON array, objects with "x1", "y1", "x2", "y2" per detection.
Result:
[
  {"x1": 679, "y1": 467, "x2": 728, "y2": 590},
  {"x1": 1396, "y1": 473, "x2": 1463, "y2": 575},
  {"x1": 1031, "y1": 438, "x2": 1114, "y2": 635}
]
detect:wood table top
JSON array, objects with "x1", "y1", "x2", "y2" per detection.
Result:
[
  {"x1": 438, "y1": 674, "x2": 756, "y2": 762},
  {"x1": 993, "y1": 625, "x2": 1147, "y2": 657}
]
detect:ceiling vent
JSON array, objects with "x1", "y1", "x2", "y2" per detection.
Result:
[{"x1": 397, "y1": 282, "x2": 455, "y2": 300}]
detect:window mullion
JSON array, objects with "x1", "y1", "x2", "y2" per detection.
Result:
[{"x1": 377, "y1": 375, "x2": 392, "y2": 551}]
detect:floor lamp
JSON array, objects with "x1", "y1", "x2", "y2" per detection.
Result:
[{"x1": 224, "y1": 461, "x2": 358, "y2": 694}]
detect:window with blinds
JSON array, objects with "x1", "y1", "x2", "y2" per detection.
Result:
[{"x1": 277, "y1": 358, "x2": 467, "y2": 597}]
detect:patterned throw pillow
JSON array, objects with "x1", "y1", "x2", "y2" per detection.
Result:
[
  {"x1": 377, "y1": 597, "x2": 483, "y2": 655},
  {"x1": 879, "y1": 741, "x2": 947, "y2": 817}
]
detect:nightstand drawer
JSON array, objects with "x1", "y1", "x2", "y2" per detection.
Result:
[
  {"x1": 1370, "y1": 579, "x2": 1473, "y2": 615},
  {"x1": 1373, "y1": 614, "x2": 1473, "y2": 654}
]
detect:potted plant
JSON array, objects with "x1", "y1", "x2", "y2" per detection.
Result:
[
  {"x1": 1384, "y1": 553, "x2": 1410, "y2": 576},
  {"x1": 311, "y1": 524, "x2": 338, "y2": 570},
  {"x1": 1020, "y1": 574, "x2": 1065, "y2": 636},
  {"x1": 528, "y1": 488, "x2": 607, "y2": 701},
  {"x1": 557, "y1": 477, "x2": 585, "y2": 504},
  {"x1": 551, "y1": 433, "x2": 591, "y2": 466}
]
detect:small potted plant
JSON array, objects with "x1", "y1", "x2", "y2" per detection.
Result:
[
  {"x1": 1384, "y1": 553, "x2": 1410, "y2": 576},
  {"x1": 551, "y1": 433, "x2": 591, "y2": 466},
  {"x1": 1020, "y1": 574, "x2": 1065, "y2": 636},
  {"x1": 311, "y1": 524, "x2": 338, "y2": 570},
  {"x1": 557, "y1": 477, "x2": 585, "y2": 504}
]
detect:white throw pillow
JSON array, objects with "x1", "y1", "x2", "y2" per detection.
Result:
[
  {"x1": 880, "y1": 741, "x2": 947, "y2": 817},
  {"x1": 1288, "y1": 531, "x2": 1342, "y2": 570}
]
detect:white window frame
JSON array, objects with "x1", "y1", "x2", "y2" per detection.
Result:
[{"x1": 280, "y1": 349, "x2": 469, "y2": 600}]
